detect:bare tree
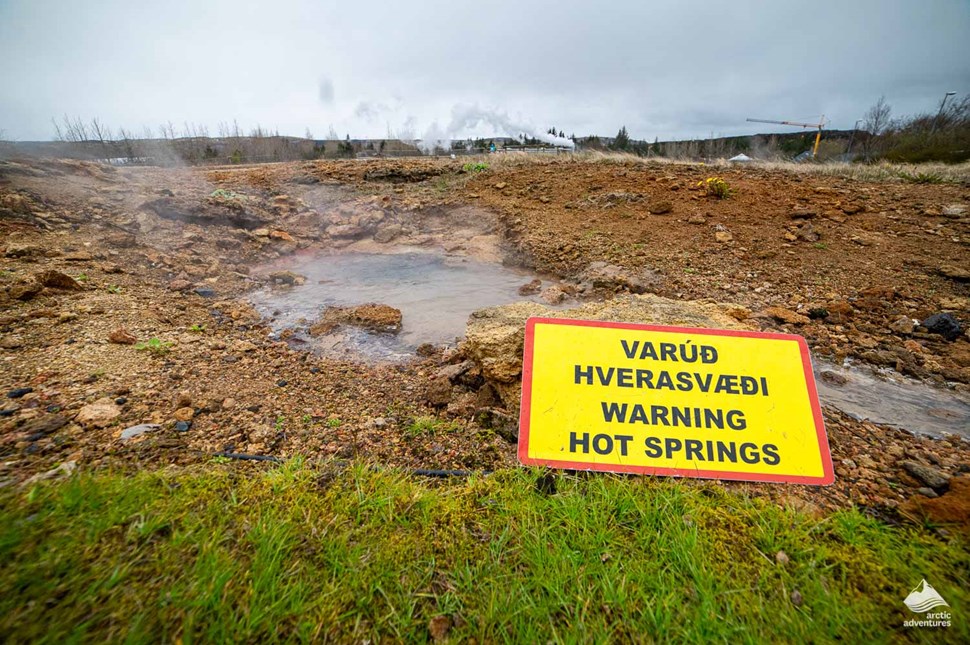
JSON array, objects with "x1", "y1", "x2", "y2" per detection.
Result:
[
  {"x1": 861, "y1": 96, "x2": 892, "y2": 161},
  {"x1": 89, "y1": 117, "x2": 112, "y2": 160}
]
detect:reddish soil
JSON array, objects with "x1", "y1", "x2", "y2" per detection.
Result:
[{"x1": 1, "y1": 156, "x2": 968, "y2": 526}]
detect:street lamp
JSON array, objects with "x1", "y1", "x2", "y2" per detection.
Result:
[{"x1": 931, "y1": 91, "x2": 957, "y2": 134}]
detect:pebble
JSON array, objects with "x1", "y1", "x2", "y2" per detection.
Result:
[
  {"x1": 277, "y1": 379, "x2": 288, "y2": 387},
  {"x1": 901, "y1": 461, "x2": 951, "y2": 492},
  {"x1": 115, "y1": 397, "x2": 127, "y2": 405},
  {"x1": 119, "y1": 424, "x2": 160, "y2": 440},
  {"x1": 0, "y1": 407, "x2": 18, "y2": 417},
  {"x1": 921, "y1": 313, "x2": 962, "y2": 341},
  {"x1": 194, "y1": 287, "x2": 216, "y2": 298},
  {"x1": 917, "y1": 487, "x2": 939, "y2": 499},
  {"x1": 175, "y1": 420, "x2": 192, "y2": 432},
  {"x1": 6, "y1": 387, "x2": 33, "y2": 399}
]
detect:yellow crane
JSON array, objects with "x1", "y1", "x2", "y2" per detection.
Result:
[{"x1": 746, "y1": 116, "x2": 826, "y2": 159}]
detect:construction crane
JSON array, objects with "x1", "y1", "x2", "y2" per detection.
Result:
[{"x1": 746, "y1": 116, "x2": 826, "y2": 159}]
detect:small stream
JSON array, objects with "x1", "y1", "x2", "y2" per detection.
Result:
[{"x1": 813, "y1": 358, "x2": 970, "y2": 439}]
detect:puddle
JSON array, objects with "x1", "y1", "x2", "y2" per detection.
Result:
[
  {"x1": 249, "y1": 249, "x2": 561, "y2": 361},
  {"x1": 814, "y1": 358, "x2": 970, "y2": 439}
]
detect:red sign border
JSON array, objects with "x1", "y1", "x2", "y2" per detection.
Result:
[{"x1": 518, "y1": 317, "x2": 834, "y2": 486}]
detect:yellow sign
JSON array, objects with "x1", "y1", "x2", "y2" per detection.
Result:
[{"x1": 518, "y1": 318, "x2": 833, "y2": 485}]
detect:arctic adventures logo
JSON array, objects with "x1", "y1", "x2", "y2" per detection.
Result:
[{"x1": 903, "y1": 579, "x2": 951, "y2": 629}]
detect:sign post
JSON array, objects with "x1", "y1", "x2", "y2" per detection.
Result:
[{"x1": 518, "y1": 317, "x2": 833, "y2": 485}]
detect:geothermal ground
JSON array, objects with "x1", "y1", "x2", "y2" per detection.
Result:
[{"x1": 1, "y1": 154, "x2": 969, "y2": 522}]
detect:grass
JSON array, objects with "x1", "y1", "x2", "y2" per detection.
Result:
[
  {"x1": 0, "y1": 461, "x2": 966, "y2": 643},
  {"x1": 405, "y1": 416, "x2": 461, "y2": 437}
]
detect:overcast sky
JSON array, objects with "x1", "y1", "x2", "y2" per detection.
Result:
[{"x1": 1, "y1": 0, "x2": 968, "y2": 142}]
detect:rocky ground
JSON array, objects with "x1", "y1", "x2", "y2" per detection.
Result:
[{"x1": 1, "y1": 155, "x2": 968, "y2": 528}]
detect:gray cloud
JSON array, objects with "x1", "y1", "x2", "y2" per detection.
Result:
[{"x1": 1, "y1": 0, "x2": 968, "y2": 142}]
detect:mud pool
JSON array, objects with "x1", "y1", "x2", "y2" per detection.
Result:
[{"x1": 250, "y1": 250, "x2": 560, "y2": 360}]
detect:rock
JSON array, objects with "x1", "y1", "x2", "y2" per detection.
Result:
[
  {"x1": 169, "y1": 279, "x2": 193, "y2": 292},
  {"x1": 193, "y1": 287, "x2": 216, "y2": 298},
  {"x1": 764, "y1": 306, "x2": 811, "y2": 325},
  {"x1": 578, "y1": 261, "x2": 662, "y2": 294},
  {"x1": 648, "y1": 200, "x2": 673, "y2": 214},
  {"x1": 540, "y1": 286, "x2": 567, "y2": 304},
  {"x1": 922, "y1": 313, "x2": 962, "y2": 341},
  {"x1": 941, "y1": 204, "x2": 966, "y2": 218},
  {"x1": 252, "y1": 228, "x2": 270, "y2": 237},
  {"x1": 842, "y1": 458, "x2": 857, "y2": 469},
  {"x1": 0, "y1": 335, "x2": 25, "y2": 349},
  {"x1": 232, "y1": 340, "x2": 258, "y2": 353},
  {"x1": 425, "y1": 377, "x2": 453, "y2": 407},
  {"x1": 465, "y1": 295, "x2": 748, "y2": 413},
  {"x1": 687, "y1": 214, "x2": 706, "y2": 225},
  {"x1": 775, "y1": 550, "x2": 790, "y2": 565},
  {"x1": 269, "y1": 230, "x2": 295, "y2": 242},
  {"x1": 35, "y1": 270, "x2": 83, "y2": 290},
  {"x1": 10, "y1": 281, "x2": 43, "y2": 301},
  {"x1": 901, "y1": 461, "x2": 951, "y2": 492},
  {"x1": 518, "y1": 279, "x2": 542, "y2": 295},
  {"x1": 62, "y1": 251, "x2": 93, "y2": 262},
  {"x1": 328, "y1": 224, "x2": 366, "y2": 239},
  {"x1": 841, "y1": 203, "x2": 864, "y2": 215},
  {"x1": 790, "y1": 208, "x2": 816, "y2": 219},
  {"x1": 4, "y1": 243, "x2": 42, "y2": 258},
  {"x1": 105, "y1": 232, "x2": 137, "y2": 248},
  {"x1": 795, "y1": 222, "x2": 819, "y2": 243},
  {"x1": 119, "y1": 423, "x2": 160, "y2": 440},
  {"x1": 373, "y1": 223, "x2": 403, "y2": 243},
  {"x1": 715, "y1": 230, "x2": 733, "y2": 243},
  {"x1": 174, "y1": 407, "x2": 195, "y2": 421},
  {"x1": 309, "y1": 304, "x2": 403, "y2": 335},
  {"x1": 494, "y1": 182, "x2": 507, "y2": 189},
  {"x1": 938, "y1": 266, "x2": 970, "y2": 282},
  {"x1": 268, "y1": 271, "x2": 306, "y2": 286},
  {"x1": 75, "y1": 398, "x2": 122, "y2": 428},
  {"x1": 436, "y1": 361, "x2": 475, "y2": 383},
  {"x1": 790, "y1": 590, "x2": 803, "y2": 607},
  {"x1": 819, "y1": 371, "x2": 848, "y2": 386},
  {"x1": 889, "y1": 316, "x2": 917, "y2": 335},
  {"x1": 7, "y1": 387, "x2": 33, "y2": 398},
  {"x1": 108, "y1": 328, "x2": 137, "y2": 345},
  {"x1": 917, "y1": 487, "x2": 939, "y2": 499},
  {"x1": 21, "y1": 414, "x2": 69, "y2": 437},
  {"x1": 175, "y1": 420, "x2": 192, "y2": 432}
]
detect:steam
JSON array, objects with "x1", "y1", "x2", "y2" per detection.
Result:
[{"x1": 415, "y1": 104, "x2": 574, "y2": 152}]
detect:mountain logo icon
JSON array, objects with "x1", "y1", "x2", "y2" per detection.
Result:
[{"x1": 904, "y1": 579, "x2": 949, "y2": 613}]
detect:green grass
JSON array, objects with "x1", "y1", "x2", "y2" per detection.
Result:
[
  {"x1": 405, "y1": 416, "x2": 461, "y2": 437},
  {"x1": 0, "y1": 461, "x2": 966, "y2": 643},
  {"x1": 133, "y1": 337, "x2": 171, "y2": 356}
]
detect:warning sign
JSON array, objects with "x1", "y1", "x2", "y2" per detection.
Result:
[{"x1": 518, "y1": 318, "x2": 833, "y2": 485}]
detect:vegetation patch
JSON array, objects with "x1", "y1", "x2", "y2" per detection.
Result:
[{"x1": 0, "y1": 462, "x2": 966, "y2": 643}]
